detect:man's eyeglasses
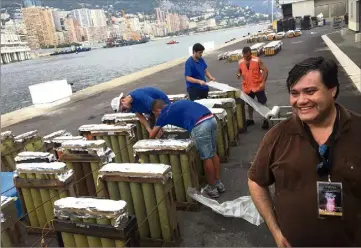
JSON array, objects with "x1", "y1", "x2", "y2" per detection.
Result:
[{"x1": 316, "y1": 144, "x2": 331, "y2": 177}]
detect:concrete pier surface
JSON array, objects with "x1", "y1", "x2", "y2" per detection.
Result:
[{"x1": 6, "y1": 25, "x2": 361, "y2": 247}]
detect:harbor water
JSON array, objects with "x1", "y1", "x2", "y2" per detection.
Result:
[{"x1": 0, "y1": 24, "x2": 267, "y2": 114}]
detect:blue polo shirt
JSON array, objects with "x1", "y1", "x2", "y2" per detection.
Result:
[
  {"x1": 155, "y1": 100, "x2": 211, "y2": 133},
  {"x1": 129, "y1": 87, "x2": 170, "y2": 114},
  {"x1": 184, "y1": 56, "x2": 208, "y2": 91}
]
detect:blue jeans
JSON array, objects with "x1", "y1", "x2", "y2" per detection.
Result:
[{"x1": 191, "y1": 117, "x2": 217, "y2": 160}]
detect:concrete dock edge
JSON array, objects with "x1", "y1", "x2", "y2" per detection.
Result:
[{"x1": 321, "y1": 34, "x2": 361, "y2": 92}]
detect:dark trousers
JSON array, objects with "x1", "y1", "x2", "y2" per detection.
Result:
[{"x1": 187, "y1": 87, "x2": 209, "y2": 101}]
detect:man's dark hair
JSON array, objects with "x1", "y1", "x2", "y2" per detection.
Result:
[
  {"x1": 286, "y1": 57, "x2": 339, "y2": 99},
  {"x1": 193, "y1": 43, "x2": 205, "y2": 53},
  {"x1": 151, "y1": 99, "x2": 167, "y2": 112},
  {"x1": 242, "y1": 46, "x2": 251, "y2": 54}
]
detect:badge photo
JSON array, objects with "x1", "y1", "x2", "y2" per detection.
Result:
[{"x1": 317, "y1": 181, "x2": 343, "y2": 218}]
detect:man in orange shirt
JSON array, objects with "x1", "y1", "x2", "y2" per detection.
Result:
[{"x1": 237, "y1": 46, "x2": 269, "y2": 129}]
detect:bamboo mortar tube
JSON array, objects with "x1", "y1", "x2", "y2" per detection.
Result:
[
  {"x1": 216, "y1": 121, "x2": 225, "y2": 160},
  {"x1": 117, "y1": 181, "x2": 135, "y2": 215},
  {"x1": 169, "y1": 154, "x2": 186, "y2": 202},
  {"x1": 35, "y1": 174, "x2": 53, "y2": 225},
  {"x1": 225, "y1": 109, "x2": 235, "y2": 142},
  {"x1": 96, "y1": 219, "x2": 116, "y2": 247},
  {"x1": 125, "y1": 136, "x2": 135, "y2": 163},
  {"x1": 1, "y1": 229, "x2": 12, "y2": 247},
  {"x1": 83, "y1": 218, "x2": 102, "y2": 247},
  {"x1": 82, "y1": 162, "x2": 96, "y2": 196},
  {"x1": 139, "y1": 153, "x2": 149, "y2": 163},
  {"x1": 232, "y1": 114, "x2": 238, "y2": 138},
  {"x1": 61, "y1": 232, "x2": 77, "y2": 248},
  {"x1": 159, "y1": 154, "x2": 170, "y2": 166},
  {"x1": 180, "y1": 154, "x2": 193, "y2": 203},
  {"x1": 33, "y1": 139, "x2": 44, "y2": 151},
  {"x1": 58, "y1": 188, "x2": 68, "y2": 199},
  {"x1": 102, "y1": 136, "x2": 112, "y2": 150},
  {"x1": 71, "y1": 162, "x2": 88, "y2": 196},
  {"x1": 95, "y1": 135, "x2": 103, "y2": 141},
  {"x1": 106, "y1": 181, "x2": 121, "y2": 200},
  {"x1": 71, "y1": 218, "x2": 89, "y2": 247},
  {"x1": 89, "y1": 162, "x2": 105, "y2": 198},
  {"x1": 142, "y1": 183, "x2": 162, "y2": 239},
  {"x1": 141, "y1": 125, "x2": 149, "y2": 139},
  {"x1": 166, "y1": 179, "x2": 178, "y2": 230},
  {"x1": 236, "y1": 104, "x2": 243, "y2": 129},
  {"x1": 26, "y1": 173, "x2": 47, "y2": 228},
  {"x1": 19, "y1": 174, "x2": 39, "y2": 227},
  {"x1": 154, "y1": 183, "x2": 171, "y2": 241},
  {"x1": 1, "y1": 157, "x2": 8, "y2": 172},
  {"x1": 149, "y1": 154, "x2": 160, "y2": 164},
  {"x1": 4, "y1": 155, "x2": 15, "y2": 171},
  {"x1": 47, "y1": 174, "x2": 59, "y2": 209},
  {"x1": 118, "y1": 135, "x2": 130, "y2": 163},
  {"x1": 115, "y1": 240, "x2": 125, "y2": 247},
  {"x1": 129, "y1": 182, "x2": 150, "y2": 238},
  {"x1": 135, "y1": 122, "x2": 143, "y2": 140},
  {"x1": 110, "y1": 135, "x2": 122, "y2": 163},
  {"x1": 24, "y1": 141, "x2": 35, "y2": 151}
]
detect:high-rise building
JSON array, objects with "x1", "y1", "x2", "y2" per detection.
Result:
[
  {"x1": 90, "y1": 9, "x2": 107, "y2": 27},
  {"x1": 155, "y1": 8, "x2": 166, "y2": 24},
  {"x1": 22, "y1": 7, "x2": 57, "y2": 49},
  {"x1": 71, "y1": 9, "x2": 92, "y2": 27},
  {"x1": 64, "y1": 18, "x2": 78, "y2": 43},
  {"x1": 23, "y1": 0, "x2": 41, "y2": 8},
  {"x1": 52, "y1": 10, "x2": 70, "y2": 31}
]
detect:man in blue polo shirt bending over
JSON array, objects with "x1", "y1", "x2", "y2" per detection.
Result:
[
  {"x1": 111, "y1": 87, "x2": 170, "y2": 134},
  {"x1": 149, "y1": 99, "x2": 225, "y2": 198},
  {"x1": 185, "y1": 43, "x2": 216, "y2": 101}
]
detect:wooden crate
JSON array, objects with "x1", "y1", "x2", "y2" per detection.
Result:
[
  {"x1": 133, "y1": 139, "x2": 201, "y2": 211},
  {"x1": 99, "y1": 163, "x2": 180, "y2": 245},
  {"x1": 78, "y1": 124, "x2": 137, "y2": 163}
]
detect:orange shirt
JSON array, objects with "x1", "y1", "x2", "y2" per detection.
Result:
[{"x1": 239, "y1": 56, "x2": 264, "y2": 94}]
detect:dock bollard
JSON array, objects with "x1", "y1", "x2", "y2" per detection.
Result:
[
  {"x1": 53, "y1": 197, "x2": 139, "y2": 247},
  {"x1": 195, "y1": 98, "x2": 238, "y2": 146},
  {"x1": 133, "y1": 139, "x2": 201, "y2": 211},
  {"x1": 98, "y1": 163, "x2": 180, "y2": 246},
  {"x1": 13, "y1": 157, "x2": 75, "y2": 233},
  {"x1": 78, "y1": 124, "x2": 137, "y2": 163},
  {"x1": 1, "y1": 131, "x2": 18, "y2": 171},
  {"x1": 58, "y1": 140, "x2": 115, "y2": 197},
  {"x1": 1, "y1": 196, "x2": 27, "y2": 247},
  {"x1": 102, "y1": 113, "x2": 150, "y2": 140}
]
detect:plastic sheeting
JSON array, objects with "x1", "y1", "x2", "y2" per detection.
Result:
[{"x1": 187, "y1": 188, "x2": 264, "y2": 226}]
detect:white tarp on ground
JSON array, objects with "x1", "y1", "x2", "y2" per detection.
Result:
[
  {"x1": 207, "y1": 81, "x2": 281, "y2": 119},
  {"x1": 187, "y1": 188, "x2": 264, "y2": 226}
]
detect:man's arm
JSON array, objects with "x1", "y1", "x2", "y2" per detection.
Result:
[
  {"x1": 149, "y1": 126, "x2": 161, "y2": 139},
  {"x1": 185, "y1": 76, "x2": 207, "y2": 86},
  {"x1": 259, "y1": 59, "x2": 269, "y2": 83},
  {"x1": 136, "y1": 113, "x2": 152, "y2": 133}
]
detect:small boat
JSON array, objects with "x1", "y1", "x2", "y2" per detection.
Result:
[{"x1": 167, "y1": 40, "x2": 179, "y2": 45}]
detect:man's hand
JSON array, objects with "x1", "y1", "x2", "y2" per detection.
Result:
[
  {"x1": 209, "y1": 76, "x2": 216, "y2": 81},
  {"x1": 198, "y1": 80, "x2": 207, "y2": 86},
  {"x1": 237, "y1": 73, "x2": 241, "y2": 79},
  {"x1": 273, "y1": 231, "x2": 292, "y2": 248},
  {"x1": 257, "y1": 81, "x2": 265, "y2": 92}
]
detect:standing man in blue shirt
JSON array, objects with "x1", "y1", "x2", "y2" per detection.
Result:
[
  {"x1": 111, "y1": 87, "x2": 170, "y2": 134},
  {"x1": 185, "y1": 43, "x2": 216, "y2": 101},
  {"x1": 149, "y1": 99, "x2": 225, "y2": 198}
]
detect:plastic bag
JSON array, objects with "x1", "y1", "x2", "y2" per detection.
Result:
[{"x1": 187, "y1": 188, "x2": 264, "y2": 226}]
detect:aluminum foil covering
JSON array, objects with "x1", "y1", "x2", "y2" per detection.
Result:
[
  {"x1": 188, "y1": 188, "x2": 264, "y2": 226},
  {"x1": 16, "y1": 162, "x2": 67, "y2": 174},
  {"x1": 102, "y1": 113, "x2": 139, "y2": 122},
  {"x1": 79, "y1": 124, "x2": 135, "y2": 137},
  {"x1": 99, "y1": 163, "x2": 172, "y2": 184},
  {"x1": 1, "y1": 196, "x2": 14, "y2": 223},
  {"x1": 52, "y1": 136, "x2": 85, "y2": 145},
  {"x1": 208, "y1": 91, "x2": 229, "y2": 98},
  {"x1": 167, "y1": 94, "x2": 187, "y2": 101},
  {"x1": 1, "y1": 131, "x2": 13, "y2": 141},
  {"x1": 14, "y1": 130, "x2": 38, "y2": 142},
  {"x1": 43, "y1": 130, "x2": 72, "y2": 144},
  {"x1": 162, "y1": 125, "x2": 188, "y2": 133},
  {"x1": 15, "y1": 151, "x2": 56, "y2": 163},
  {"x1": 54, "y1": 197, "x2": 128, "y2": 228},
  {"x1": 60, "y1": 140, "x2": 106, "y2": 150},
  {"x1": 133, "y1": 139, "x2": 194, "y2": 152},
  {"x1": 209, "y1": 108, "x2": 227, "y2": 121}
]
